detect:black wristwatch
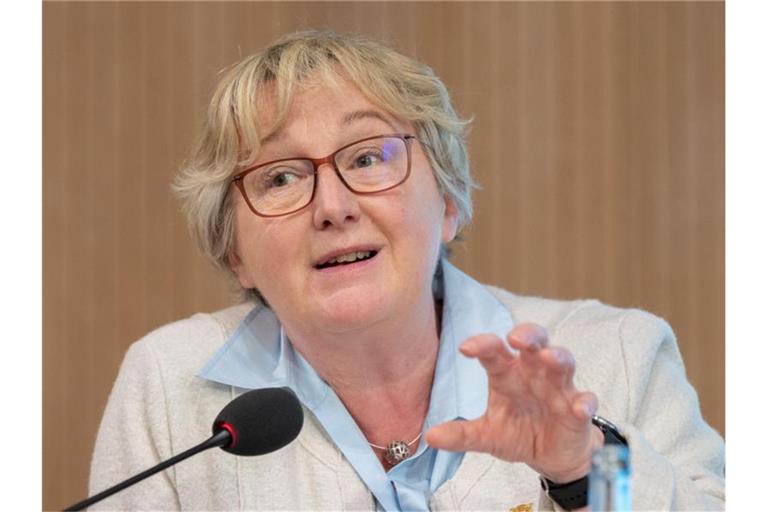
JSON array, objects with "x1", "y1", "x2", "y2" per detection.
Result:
[{"x1": 539, "y1": 415, "x2": 628, "y2": 511}]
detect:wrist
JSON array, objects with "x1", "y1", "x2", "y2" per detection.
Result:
[
  {"x1": 540, "y1": 425, "x2": 605, "y2": 484},
  {"x1": 541, "y1": 416, "x2": 628, "y2": 511}
]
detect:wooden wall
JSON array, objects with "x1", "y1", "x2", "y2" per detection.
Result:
[{"x1": 43, "y1": 2, "x2": 724, "y2": 510}]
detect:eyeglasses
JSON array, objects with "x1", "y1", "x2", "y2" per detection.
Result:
[{"x1": 231, "y1": 134, "x2": 417, "y2": 217}]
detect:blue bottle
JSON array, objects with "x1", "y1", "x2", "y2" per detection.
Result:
[{"x1": 588, "y1": 444, "x2": 632, "y2": 511}]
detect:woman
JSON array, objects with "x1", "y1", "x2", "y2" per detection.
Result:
[{"x1": 90, "y1": 30, "x2": 725, "y2": 510}]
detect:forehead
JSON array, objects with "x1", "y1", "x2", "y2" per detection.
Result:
[{"x1": 254, "y1": 73, "x2": 405, "y2": 148}]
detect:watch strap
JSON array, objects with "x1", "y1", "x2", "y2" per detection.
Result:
[{"x1": 540, "y1": 474, "x2": 588, "y2": 510}]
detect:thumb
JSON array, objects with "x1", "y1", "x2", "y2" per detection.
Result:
[{"x1": 425, "y1": 419, "x2": 486, "y2": 453}]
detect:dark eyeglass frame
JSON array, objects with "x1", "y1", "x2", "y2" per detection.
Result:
[{"x1": 231, "y1": 133, "x2": 417, "y2": 218}]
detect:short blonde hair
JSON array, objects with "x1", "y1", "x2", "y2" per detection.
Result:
[{"x1": 174, "y1": 30, "x2": 476, "y2": 298}]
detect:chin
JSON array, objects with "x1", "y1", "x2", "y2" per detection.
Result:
[{"x1": 311, "y1": 286, "x2": 394, "y2": 333}]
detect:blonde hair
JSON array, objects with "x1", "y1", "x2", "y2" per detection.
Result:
[{"x1": 174, "y1": 30, "x2": 476, "y2": 298}]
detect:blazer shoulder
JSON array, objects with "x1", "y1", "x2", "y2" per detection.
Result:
[
  {"x1": 485, "y1": 284, "x2": 668, "y2": 339},
  {"x1": 129, "y1": 302, "x2": 255, "y2": 373},
  {"x1": 484, "y1": 285, "x2": 608, "y2": 330}
]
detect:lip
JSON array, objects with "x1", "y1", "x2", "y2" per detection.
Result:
[
  {"x1": 313, "y1": 251, "x2": 380, "y2": 278},
  {"x1": 313, "y1": 245, "x2": 382, "y2": 269}
]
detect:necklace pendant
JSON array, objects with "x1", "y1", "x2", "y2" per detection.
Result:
[{"x1": 384, "y1": 440, "x2": 412, "y2": 465}]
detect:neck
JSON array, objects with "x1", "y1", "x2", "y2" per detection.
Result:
[{"x1": 284, "y1": 291, "x2": 442, "y2": 448}]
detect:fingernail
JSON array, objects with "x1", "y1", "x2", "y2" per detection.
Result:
[
  {"x1": 461, "y1": 340, "x2": 478, "y2": 353},
  {"x1": 511, "y1": 335, "x2": 529, "y2": 349},
  {"x1": 531, "y1": 332, "x2": 547, "y2": 350}
]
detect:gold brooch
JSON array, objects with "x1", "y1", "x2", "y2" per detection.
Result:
[{"x1": 509, "y1": 503, "x2": 533, "y2": 512}]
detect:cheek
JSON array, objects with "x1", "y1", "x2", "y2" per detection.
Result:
[
  {"x1": 410, "y1": 177, "x2": 447, "y2": 233},
  {"x1": 394, "y1": 187, "x2": 446, "y2": 255},
  {"x1": 233, "y1": 208, "x2": 298, "y2": 284}
]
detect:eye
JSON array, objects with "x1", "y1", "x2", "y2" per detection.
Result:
[
  {"x1": 356, "y1": 154, "x2": 376, "y2": 168},
  {"x1": 337, "y1": 138, "x2": 402, "y2": 175},
  {"x1": 268, "y1": 170, "x2": 300, "y2": 188},
  {"x1": 259, "y1": 163, "x2": 311, "y2": 190},
  {"x1": 352, "y1": 150, "x2": 386, "y2": 169}
]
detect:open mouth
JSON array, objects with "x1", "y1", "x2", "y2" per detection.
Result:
[{"x1": 315, "y1": 250, "x2": 378, "y2": 270}]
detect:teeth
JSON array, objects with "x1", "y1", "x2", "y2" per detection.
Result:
[{"x1": 327, "y1": 251, "x2": 371, "y2": 265}]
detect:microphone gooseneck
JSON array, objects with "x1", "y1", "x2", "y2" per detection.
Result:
[{"x1": 66, "y1": 388, "x2": 304, "y2": 511}]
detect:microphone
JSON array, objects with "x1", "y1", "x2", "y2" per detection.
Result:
[{"x1": 66, "y1": 387, "x2": 304, "y2": 511}]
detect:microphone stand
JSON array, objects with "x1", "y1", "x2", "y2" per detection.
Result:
[{"x1": 65, "y1": 429, "x2": 231, "y2": 511}]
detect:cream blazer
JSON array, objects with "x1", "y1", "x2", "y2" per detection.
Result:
[{"x1": 89, "y1": 288, "x2": 725, "y2": 511}]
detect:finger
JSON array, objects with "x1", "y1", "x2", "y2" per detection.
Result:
[
  {"x1": 507, "y1": 323, "x2": 549, "y2": 352},
  {"x1": 425, "y1": 419, "x2": 488, "y2": 453},
  {"x1": 571, "y1": 391, "x2": 599, "y2": 421},
  {"x1": 460, "y1": 334, "x2": 516, "y2": 376},
  {"x1": 540, "y1": 346, "x2": 576, "y2": 389},
  {"x1": 506, "y1": 324, "x2": 552, "y2": 378}
]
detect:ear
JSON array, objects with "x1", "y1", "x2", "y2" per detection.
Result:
[
  {"x1": 441, "y1": 196, "x2": 460, "y2": 244},
  {"x1": 227, "y1": 248, "x2": 257, "y2": 289}
]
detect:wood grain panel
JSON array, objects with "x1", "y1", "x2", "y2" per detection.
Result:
[{"x1": 43, "y1": 2, "x2": 724, "y2": 509}]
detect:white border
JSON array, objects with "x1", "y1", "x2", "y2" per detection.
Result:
[
  {"x1": 726, "y1": 0, "x2": 768, "y2": 507},
  {"x1": 1, "y1": 1, "x2": 41, "y2": 509}
]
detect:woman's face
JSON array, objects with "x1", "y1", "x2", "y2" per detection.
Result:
[{"x1": 228, "y1": 75, "x2": 459, "y2": 336}]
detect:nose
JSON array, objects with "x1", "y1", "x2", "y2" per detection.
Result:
[{"x1": 311, "y1": 163, "x2": 361, "y2": 230}]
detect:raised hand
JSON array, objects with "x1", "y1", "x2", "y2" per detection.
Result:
[{"x1": 425, "y1": 323, "x2": 604, "y2": 483}]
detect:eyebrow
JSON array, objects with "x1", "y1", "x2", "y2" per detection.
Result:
[
  {"x1": 260, "y1": 128, "x2": 286, "y2": 146},
  {"x1": 259, "y1": 109, "x2": 397, "y2": 146},
  {"x1": 340, "y1": 109, "x2": 397, "y2": 129}
]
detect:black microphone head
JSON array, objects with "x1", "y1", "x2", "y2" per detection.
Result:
[{"x1": 213, "y1": 387, "x2": 304, "y2": 456}]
